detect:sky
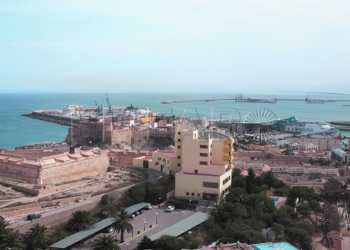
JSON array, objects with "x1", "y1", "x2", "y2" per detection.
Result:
[{"x1": 0, "y1": 0, "x2": 349, "y2": 94}]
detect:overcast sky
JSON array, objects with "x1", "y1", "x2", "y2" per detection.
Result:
[{"x1": 0, "y1": 0, "x2": 349, "y2": 94}]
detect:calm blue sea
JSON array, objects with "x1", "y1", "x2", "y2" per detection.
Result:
[{"x1": 1, "y1": 93, "x2": 350, "y2": 149}]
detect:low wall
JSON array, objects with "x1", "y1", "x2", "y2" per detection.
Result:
[
  {"x1": 1, "y1": 194, "x2": 92, "y2": 218},
  {"x1": 12, "y1": 201, "x2": 99, "y2": 234}
]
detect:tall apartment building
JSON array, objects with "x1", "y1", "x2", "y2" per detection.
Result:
[{"x1": 174, "y1": 124, "x2": 234, "y2": 201}]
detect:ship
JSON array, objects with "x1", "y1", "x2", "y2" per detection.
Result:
[
  {"x1": 206, "y1": 97, "x2": 216, "y2": 102},
  {"x1": 234, "y1": 94, "x2": 277, "y2": 103},
  {"x1": 305, "y1": 95, "x2": 325, "y2": 104},
  {"x1": 273, "y1": 117, "x2": 338, "y2": 134}
]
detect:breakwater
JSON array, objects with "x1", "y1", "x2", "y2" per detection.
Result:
[{"x1": 161, "y1": 98, "x2": 350, "y2": 104}]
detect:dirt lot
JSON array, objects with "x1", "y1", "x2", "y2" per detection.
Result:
[{"x1": 0, "y1": 167, "x2": 147, "y2": 224}]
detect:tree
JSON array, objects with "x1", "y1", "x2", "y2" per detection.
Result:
[
  {"x1": 92, "y1": 234, "x2": 120, "y2": 250},
  {"x1": 245, "y1": 168, "x2": 256, "y2": 194},
  {"x1": 231, "y1": 168, "x2": 246, "y2": 188},
  {"x1": 67, "y1": 210, "x2": 93, "y2": 232},
  {"x1": 135, "y1": 236, "x2": 154, "y2": 250},
  {"x1": 296, "y1": 203, "x2": 312, "y2": 220},
  {"x1": 0, "y1": 229, "x2": 25, "y2": 250},
  {"x1": 153, "y1": 235, "x2": 187, "y2": 250},
  {"x1": 211, "y1": 202, "x2": 247, "y2": 223},
  {"x1": 309, "y1": 200, "x2": 321, "y2": 232},
  {"x1": 25, "y1": 223, "x2": 50, "y2": 250},
  {"x1": 49, "y1": 229, "x2": 67, "y2": 245},
  {"x1": 285, "y1": 224, "x2": 312, "y2": 250},
  {"x1": 112, "y1": 208, "x2": 133, "y2": 243},
  {"x1": 0, "y1": 217, "x2": 10, "y2": 236},
  {"x1": 262, "y1": 171, "x2": 275, "y2": 189},
  {"x1": 225, "y1": 187, "x2": 247, "y2": 204},
  {"x1": 319, "y1": 203, "x2": 344, "y2": 247},
  {"x1": 322, "y1": 178, "x2": 342, "y2": 193}
]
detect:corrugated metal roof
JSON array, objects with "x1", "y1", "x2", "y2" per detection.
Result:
[
  {"x1": 149, "y1": 212, "x2": 209, "y2": 241},
  {"x1": 49, "y1": 203, "x2": 150, "y2": 249},
  {"x1": 49, "y1": 217, "x2": 114, "y2": 249}
]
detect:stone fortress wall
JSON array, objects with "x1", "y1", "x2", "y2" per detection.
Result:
[
  {"x1": 0, "y1": 147, "x2": 110, "y2": 186},
  {"x1": 66, "y1": 122, "x2": 174, "y2": 146}
]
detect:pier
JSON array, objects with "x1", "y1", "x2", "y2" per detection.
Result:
[
  {"x1": 330, "y1": 121, "x2": 350, "y2": 131},
  {"x1": 161, "y1": 98, "x2": 350, "y2": 104}
]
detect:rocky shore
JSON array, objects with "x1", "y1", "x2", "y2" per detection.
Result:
[{"x1": 15, "y1": 141, "x2": 70, "y2": 150}]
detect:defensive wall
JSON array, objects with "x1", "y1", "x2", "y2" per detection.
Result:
[
  {"x1": 0, "y1": 148, "x2": 110, "y2": 186},
  {"x1": 236, "y1": 150, "x2": 314, "y2": 164},
  {"x1": 109, "y1": 150, "x2": 152, "y2": 166},
  {"x1": 66, "y1": 122, "x2": 174, "y2": 146}
]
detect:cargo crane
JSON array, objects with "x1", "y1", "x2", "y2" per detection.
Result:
[
  {"x1": 95, "y1": 101, "x2": 103, "y2": 116},
  {"x1": 106, "y1": 94, "x2": 116, "y2": 129}
]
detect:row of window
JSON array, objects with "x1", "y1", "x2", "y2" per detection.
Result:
[
  {"x1": 223, "y1": 176, "x2": 230, "y2": 185},
  {"x1": 203, "y1": 182, "x2": 219, "y2": 188},
  {"x1": 185, "y1": 192, "x2": 201, "y2": 197}
]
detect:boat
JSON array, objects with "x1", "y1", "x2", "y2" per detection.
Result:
[
  {"x1": 161, "y1": 101, "x2": 172, "y2": 104},
  {"x1": 234, "y1": 94, "x2": 277, "y2": 103},
  {"x1": 305, "y1": 95, "x2": 325, "y2": 104},
  {"x1": 273, "y1": 117, "x2": 338, "y2": 134},
  {"x1": 206, "y1": 97, "x2": 216, "y2": 102},
  {"x1": 284, "y1": 121, "x2": 338, "y2": 134}
]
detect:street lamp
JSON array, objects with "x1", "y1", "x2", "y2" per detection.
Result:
[
  {"x1": 144, "y1": 219, "x2": 146, "y2": 231},
  {"x1": 127, "y1": 243, "x2": 129, "y2": 250},
  {"x1": 156, "y1": 213, "x2": 158, "y2": 225},
  {"x1": 132, "y1": 224, "x2": 134, "y2": 237}
]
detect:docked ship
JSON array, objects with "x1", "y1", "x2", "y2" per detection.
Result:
[
  {"x1": 305, "y1": 95, "x2": 325, "y2": 104},
  {"x1": 273, "y1": 117, "x2": 338, "y2": 134},
  {"x1": 206, "y1": 97, "x2": 216, "y2": 102},
  {"x1": 235, "y1": 94, "x2": 277, "y2": 103}
]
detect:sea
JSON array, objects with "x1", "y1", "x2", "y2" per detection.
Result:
[{"x1": 1, "y1": 92, "x2": 350, "y2": 150}]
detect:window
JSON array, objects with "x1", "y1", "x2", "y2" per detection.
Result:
[
  {"x1": 178, "y1": 163, "x2": 181, "y2": 167},
  {"x1": 178, "y1": 156, "x2": 180, "y2": 159},
  {"x1": 200, "y1": 161, "x2": 208, "y2": 165},
  {"x1": 197, "y1": 193, "x2": 201, "y2": 197},
  {"x1": 203, "y1": 182, "x2": 218, "y2": 188},
  {"x1": 186, "y1": 192, "x2": 189, "y2": 195},
  {"x1": 178, "y1": 139, "x2": 181, "y2": 142},
  {"x1": 200, "y1": 145, "x2": 208, "y2": 148},
  {"x1": 178, "y1": 146, "x2": 181, "y2": 149},
  {"x1": 178, "y1": 132, "x2": 181, "y2": 135},
  {"x1": 191, "y1": 193, "x2": 195, "y2": 196},
  {"x1": 200, "y1": 153, "x2": 208, "y2": 157},
  {"x1": 194, "y1": 170, "x2": 198, "y2": 174}
]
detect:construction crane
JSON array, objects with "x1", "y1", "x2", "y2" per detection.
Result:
[{"x1": 106, "y1": 95, "x2": 113, "y2": 116}]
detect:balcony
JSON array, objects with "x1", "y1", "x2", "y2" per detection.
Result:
[
  {"x1": 223, "y1": 155, "x2": 234, "y2": 161},
  {"x1": 223, "y1": 147, "x2": 233, "y2": 153},
  {"x1": 223, "y1": 139, "x2": 234, "y2": 145}
]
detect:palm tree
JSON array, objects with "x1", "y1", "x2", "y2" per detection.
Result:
[
  {"x1": 92, "y1": 234, "x2": 120, "y2": 250},
  {"x1": 25, "y1": 223, "x2": 50, "y2": 250},
  {"x1": 66, "y1": 210, "x2": 93, "y2": 232},
  {"x1": 49, "y1": 229, "x2": 67, "y2": 244},
  {"x1": 111, "y1": 208, "x2": 133, "y2": 243},
  {"x1": 263, "y1": 171, "x2": 275, "y2": 189},
  {"x1": 0, "y1": 229, "x2": 26, "y2": 250},
  {"x1": 0, "y1": 217, "x2": 10, "y2": 236}
]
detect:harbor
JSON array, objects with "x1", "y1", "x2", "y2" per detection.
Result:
[{"x1": 161, "y1": 98, "x2": 350, "y2": 104}]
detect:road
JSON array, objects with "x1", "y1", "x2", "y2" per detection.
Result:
[{"x1": 9, "y1": 167, "x2": 166, "y2": 229}]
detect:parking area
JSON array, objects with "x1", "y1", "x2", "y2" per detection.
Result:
[{"x1": 71, "y1": 206, "x2": 198, "y2": 250}]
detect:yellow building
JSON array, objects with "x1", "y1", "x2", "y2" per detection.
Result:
[{"x1": 175, "y1": 124, "x2": 234, "y2": 201}]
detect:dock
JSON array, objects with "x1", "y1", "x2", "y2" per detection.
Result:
[{"x1": 161, "y1": 98, "x2": 350, "y2": 104}]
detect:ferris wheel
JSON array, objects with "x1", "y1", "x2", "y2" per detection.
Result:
[{"x1": 244, "y1": 108, "x2": 278, "y2": 143}]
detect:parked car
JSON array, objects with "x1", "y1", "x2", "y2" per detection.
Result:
[
  {"x1": 166, "y1": 205, "x2": 175, "y2": 212},
  {"x1": 129, "y1": 213, "x2": 135, "y2": 218},
  {"x1": 27, "y1": 214, "x2": 42, "y2": 220},
  {"x1": 145, "y1": 204, "x2": 152, "y2": 209}
]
